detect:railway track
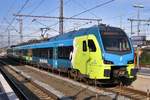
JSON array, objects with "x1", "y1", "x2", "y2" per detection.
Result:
[
  {"x1": 0, "y1": 60, "x2": 58, "y2": 100},
  {"x1": 0, "y1": 64, "x2": 29, "y2": 100},
  {"x1": 104, "y1": 86, "x2": 149, "y2": 100},
  {"x1": 1, "y1": 57, "x2": 150, "y2": 100}
]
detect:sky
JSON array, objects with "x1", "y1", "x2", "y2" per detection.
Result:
[{"x1": 0, "y1": 0, "x2": 149, "y2": 47}]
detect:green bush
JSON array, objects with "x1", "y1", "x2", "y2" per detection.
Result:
[{"x1": 140, "y1": 49, "x2": 150, "y2": 64}]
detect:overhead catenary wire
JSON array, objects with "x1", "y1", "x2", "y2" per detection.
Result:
[
  {"x1": 47, "y1": 0, "x2": 115, "y2": 30},
  {"x1": 70, "y1": 0, "x2": 115, "y2": 18},
  {"x1": 29, "y1": 0, "x2": 73, "y2": 30},
  {"x1": 38, "y1": 0, "x2": 73, "y2": 32},
  {"x1": 32, "y1": 19, "x2": 59, "y2": 33},
  {"x1": 14, "y1": 0, "x2": 111, "y2": 36},
  {"x1": 13, "y1": 14, "x2": 101, "y2": 35},
  {"x1": 0, "y1": 0, "x2": 16, "y2": 30},
  {"x1": 29, "y1": 0, "x2": 45, "y2": 14},
  {"x1": 42, "y1": 0, "x2": 72, "y2": 16},
  {"x1": 9, "y1": 0, "x2": 46, "y2": 43},
  {"x1": 1, "y1": 0, "x2": 30, "y2": 47},
  {"x1": 3, "y1": 18, "x2": 18, "y2": 33},
  {"x1": 0, "y1": 34, "x2": 40, "y2": 37},
  {"x1": 4, "y1": 0, "x2": 30, "y2": 33},
  {"x1": 12, "y1": 0, "x2": 72, "y2": 39},
  {"x1": 65, "y1": 21, "x2": 93, "y2": 32},
  {"x1": 72, "y1": 0, "x2": 98, "y2": 18},
  {"x1": 20, "y1": 0, "x2": 45, "y2": 22},
  {"x1": 3, "y1": 0, "x2": 115, "y2": 46}
]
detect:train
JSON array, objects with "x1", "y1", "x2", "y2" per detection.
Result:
[{"x1": 7, "y1": 24, "x2": 138, "y2": 85}]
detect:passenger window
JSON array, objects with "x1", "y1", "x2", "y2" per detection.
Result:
[
  {"x1": 83, "y1": 41, "x2": 87, "y2": 52},
  {"x1": 58, "y1": 46, "x2": 73, "y2": 59},
  {"x1": 88, "y1": 39, "x2": 96, "y2": 52}
]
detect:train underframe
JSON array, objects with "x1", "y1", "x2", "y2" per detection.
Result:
[
  {"x1": 7, "y1": 55, "x2": 138, "y2": 86},
  {"x1": 102, "y1": 66, "x2": 138, "y2": 85}
]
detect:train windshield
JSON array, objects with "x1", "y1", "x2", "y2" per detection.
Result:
[{"x1": 101, "y1": 31, "x2": 131, "y2": 53}]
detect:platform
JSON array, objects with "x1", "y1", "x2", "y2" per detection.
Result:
[
  {"x1": 131, "y1": 74, "x2": 150, "y2": 92},
  {"x1": 0, "y1": 72, "x2": 19, "y2": 100}
]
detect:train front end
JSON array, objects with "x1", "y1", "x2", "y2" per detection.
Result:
[{"x1": 99, "y1": 25, "x2": 138, "y2": 84}]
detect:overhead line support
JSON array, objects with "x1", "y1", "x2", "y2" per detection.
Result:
[{"x1": 13, "y1": 14, "x2": 101, "y2": 21}]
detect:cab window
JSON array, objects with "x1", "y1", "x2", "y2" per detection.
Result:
[
  {"x1": 88, "y1": 39, "x2": 96, "y2": 52},
  {"x1": 83, "y1": 40, "x2": 87, "y2": 52}
]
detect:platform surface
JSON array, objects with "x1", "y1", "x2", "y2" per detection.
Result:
[
  {"x1": 0, "y1": 72, "x2": 19, "y2": 100},
  {"x1": 131, "y1": 74, "x2": 150, "y2": 92}
]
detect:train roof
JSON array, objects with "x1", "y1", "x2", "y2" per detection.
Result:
[
  {"x1": 13, "y1": 24, "x2": 124, "y2": 49},
  {"x1": 13, "y1": 25, "x2": 99, "y2": 49},
  {"x1": 48, "y1": 24, "x2": 123, "y2": 42}
]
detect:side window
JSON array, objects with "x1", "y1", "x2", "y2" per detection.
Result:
[
  {"x1": 48, "y1": 48, "x2": 53, "y2": 59},
  {"x1": 40, "y1": 48, "x2": 49, "y2": 58},
  {"x1": 83, "y1": 40, "x2": 87, "y2": 52},
  {"x1": 88, "y1": 39, "x2": 96, "y2": 52},
  {"x1": 58, "y1": 46, "x2": 73, "y2": 59}
]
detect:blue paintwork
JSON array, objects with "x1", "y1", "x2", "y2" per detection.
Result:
[
  {"x1": 97, "y1": 27, "x2": 134, "y2": 65},
  {"x1": 57, "y1": 59, "x2": 71, "y2": 68},
  {"x1": 13, "y1": 25, "x2": 134, "y2": 67},
  {"x1": 15, "y1": 39, "x2": 73, "y2": 49},
  {"x1": 103, "y1": 53, "x2": 134, "y2": 65},
  {"x1": 32, "y1": 56, "x2": 71, "y2": 69},
  {"x1": 47, "y1": 59, "x2": 53, "y2": 66}
]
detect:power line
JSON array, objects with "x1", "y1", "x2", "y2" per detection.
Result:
[
  {"x1": 29, "y1": 0, "x2": 45, "y2": 14},
  {"x1": 12, "y1": 0, "x2": 72, "y2": 37},
  {"x1": 3, "y1": 17, "x2": 18, "y2": 33},
  {"x1": 65, "y1": 21, "x2": 93, "y2": 32},
  {"x1": 4, "y1": 0, "x2": 30, "y2": 32},
  {"x1": 36, "y1": 0, "x2": 73, "y2": 32},
  {"x1": 72, "y1": 0, "x2": 98, "y2": 18},
  {"x1": 0, "y1": 34, "x2": 39, "y2": 37},
  {"x1": 14, "y1": 14, "x2": 101, "y2": 35},
  {"x1": 22, "y1": 29, "x2": 41, "y2": 35},
  {"x1": 1, "y1": 0, "x2": 30, "y2": 47},
  {"x1": 32, "y1": 19, "x2": 59, "y2": 33},
  {"x1": 47, "y1": 0, "x2": 114, "y2": 31},
  {"x1": 42, "y1": 0, "x2": 72, "y2": 16},
  {"x1": 41, "y1": 0, "x2": 73, "y2": 30},
  {"x1": 0, "y1": 0, "x2": 16, "y2": 30},
  {"x1": 6, "y1": 0, "x2": 114, "y2": 43},
  {"x1": 71, "y1": 0, "x2": 115, "y2": 18},
  {"x1": 12, "y1": 0, "x2": 45, "y2": 43},
  {"x1": 33, "y1": 0, "x2": 113, "y2": 33}
]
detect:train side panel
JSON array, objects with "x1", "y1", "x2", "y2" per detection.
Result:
[{"x1": 72, "y1": 34, "x2": 111, "y2": 79}]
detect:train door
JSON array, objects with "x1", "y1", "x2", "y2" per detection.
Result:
[
  {"x1": 72, "y1": 35, "x2": 90, "y2": 75},
  {"x1": 86, "y1": 34, "x2": 103, "y2": 79},
  {"x1": 87, "y1": 35, "x2": 99, "y2": 78},
  {"x1": 72, "y1": 34, "x2": 103, "y2": 78},
  {"x1": 53, "y1": 47, "x2": 58, "y2": 68}
]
